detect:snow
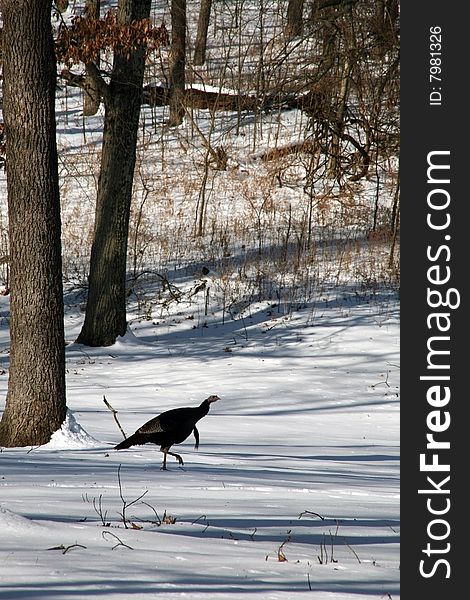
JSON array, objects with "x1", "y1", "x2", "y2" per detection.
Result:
[
  {"x1": 0, "y1": 293, "x2": 399, "y2": 599},
  {"x1": 45, "y1": 409, "x2": 101, "y2": 449},
  {"x1": 0, "y1": 506, "x2": 45, "y2": 535}
]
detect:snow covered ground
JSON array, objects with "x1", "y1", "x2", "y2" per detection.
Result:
[{"x1": 0, "y1": 290, "x2": 399, "y2": 599}]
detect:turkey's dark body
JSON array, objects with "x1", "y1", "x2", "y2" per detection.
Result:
[{"x1": 114, "y1": 395, "x2": 219, "y2": 469}]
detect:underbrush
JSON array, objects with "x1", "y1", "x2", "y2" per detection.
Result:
[
  {"x1": 0, "y1": 102, "x2": 399, "y2": 324},
  {"x1": 53, "y1": 110, "x2": 399, "y2": 329}
]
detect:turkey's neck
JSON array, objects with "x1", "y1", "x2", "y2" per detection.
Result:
[{"x1": 196, "y1": 400, "x2": 210, "y2": 420}]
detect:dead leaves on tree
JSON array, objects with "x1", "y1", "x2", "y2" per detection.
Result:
[{"x1": 56, "y1": 11, "x2": 168, "y2": 67}]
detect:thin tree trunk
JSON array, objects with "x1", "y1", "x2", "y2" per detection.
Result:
[
  {"x1": 83, "y1": 0, "x2": 101, "y2": 116},
  {"x1": 169, "y1": 0, "x2": 186, "y2": 126},
  {"x1": 0, "y1": 0, "x2": 66, "y2": 446},
  {"x1": 327, "y1": 54, "x2": 352, "y2": 179},
  {"x1": 285, "y1": 0, "x2": 304, "y2": 38},
  {"x1": 375, "y1": 0, "x2": 385, "y2": 29},
  {"x1": 77, "y1": 0, "x2": 151, "y2": 347},
  {"x1": 193, "y1": 0, "x2": 212, "y2": 66}
]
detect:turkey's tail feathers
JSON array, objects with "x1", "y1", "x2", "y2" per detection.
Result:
[{"x1": 114, "y1": 432, "x2": 147, "y2": 450}]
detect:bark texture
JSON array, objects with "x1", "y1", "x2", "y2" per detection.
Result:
[
  {"x1": 0, "y1": 0, "x2": 66, "y2": 446},
  {"x1": 193, "y1": 0, "x2": 212, "y2": 66},
  {"x1": 169, "y1": 0, "x2": 186, "y2": 126},
  {"x1": 83, "y1": 0, "x2": 102, "y2": 116},
  {"x1": 76, "y1": 0, "x2": 151, "y2": 347},
  {"x1": 286, "y1": 0, "x2": 304, "y2": 38}
]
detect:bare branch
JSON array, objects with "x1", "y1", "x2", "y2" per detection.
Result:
[
  {"x1": 117, "y1": 464, "x2": 148, "y2": 529},
  {"x1": 102, "y1": 531, "x2": 133, "y2": 550},
  {"x1": 103, "y1": 396, "x2": 127, "y2": 440},
  {"x1": 47, "y1": 543, "x2": 87, "y2": 554}
]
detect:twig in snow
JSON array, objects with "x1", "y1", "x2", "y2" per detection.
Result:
[
  {"x1": 103, "y1": 396, "x2": 127, "y2": 440},
  {"x1": 298, "y1": 510, "x2": 325, "y2": 520},
  {"x1": 47, "y1": 543, "x2": 87, "y2": 554},
  {"x1": 191, "y1": 515, "x2": 210, "y2": 533},
  {"x1": 345, "y1": 541, "x2": 361, "y2": 564},
  {"x1": 278, "y1": 541, "x2": 288, "y2": 562},
  {"x1": 265, "y1": 530, "x2": 292, "y2": 562},
  {"x1": 370, "y1": 371, "x2": 391, "y2": 389},
  {"x1": 63, "y1": 543, "x2": 87, "y2": 554},
  {"x1": 162, "y1": 510, "x2": 177, "y2": 525},
  {"x1": 278, "y1": 530, "x2": 292, "y2": 562},
  {"x1": 102, "y1": 531, "x2": 133, "y2": 550},
  {"x1": 139, "y1": 501, "x2": 162, "y2": 526},
  {"x1": 329, "y1": 522, "x2": 339, "y2": 563},
  {"x1": 191, "y1": 514, "x2": 209, "y2": 525},
  {"x1": 318, "y1": 533, "x2": 328, "y2": 564},
  {"x1": 92, "y1": 494, "x2": 110, "y2": 527},
  {"x1": 117, "y1": 464, "x2": 148, "y2": 528}
]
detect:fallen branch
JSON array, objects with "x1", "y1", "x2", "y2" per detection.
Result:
[
  {"x1": 103, "y1": 396, "x2": 126, "y2": 440},
  {"x1": 142, "y1": 83, "x2": 258, "y2": 112},
  {"x1": 47, "y1": 543, "x2": 87, "y2": 554},
  {"x1": 258, "y1": 140, "x2": 315, "y2": 162}
]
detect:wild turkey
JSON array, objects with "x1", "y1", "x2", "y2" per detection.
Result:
[{"x1": 114, "y1": 395, "x2": 219, "y2": 469}]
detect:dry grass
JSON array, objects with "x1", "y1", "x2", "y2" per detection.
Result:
[{"x1": 52, "y1": 111, "x2": 399, "y2": 323}]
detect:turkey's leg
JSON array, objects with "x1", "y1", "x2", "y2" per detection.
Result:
[
  {"x1": 160, "y1": 446, "x2": 184, "y2": 469},
  {"x1": 167, "y1": 450, "x2": 184, "y2": 465},
  {"x1": 160, "y1": 446, "x2": 168, "y2": 470}
]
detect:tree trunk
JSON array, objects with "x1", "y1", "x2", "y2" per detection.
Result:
[
  {"x1": 0, "y1": 0, "x2": 66, "y2": 446},
  {"x1": 76, "y1": 0, "x2": 151, "y2": 347},
  {"x1": 169, "y1": 0, "x2": 186, "y2": 126},
  {"x1": 285, "y1": 0, "x2": 304, "y2": 38},
  {"x1": 327, "y1": 54, "x2": 352, "y2": 179},
  {"x1": 374, "y1": 0, "x2": 399, "y2": 37},
  {"x1": 193, "y1": 0, "x2": 212, "y2": 66},
  {"x1": 83, "y1": 0, "x2": 101, "y2": 117}
]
